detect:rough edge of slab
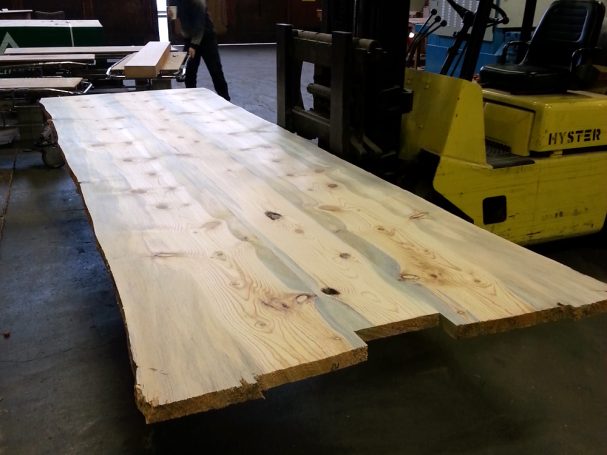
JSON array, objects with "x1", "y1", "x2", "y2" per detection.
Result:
[
  {"x1": 137, "y1": 347, "x2": 369, "y2": 424},
  {"x1": 441, "y1": 299, "x2": 607, "y2": 339},
  {"x1": 356, "y1": 314, "x2": 440, "y2": 342}
]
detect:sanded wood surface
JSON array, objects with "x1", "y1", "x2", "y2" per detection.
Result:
[
  {"x1": 41, "y1": 89, "x2": 607, "y2": 423},
  {"x1": 0, "y1": 78, "x2": 82, "y2": 90},
  {"x1": 4, "y1": 46, "x2": 144, "y2": 57},
  {"x1": 0, "y1": 54, "x2": 95, "y2": 64},
  {"x1": 124, "y1": 42, "x2": 170, "y2": 79}
]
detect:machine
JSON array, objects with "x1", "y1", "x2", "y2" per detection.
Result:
[{"x1": 277, "y1": 0, "x2": 607, "y2": 244}]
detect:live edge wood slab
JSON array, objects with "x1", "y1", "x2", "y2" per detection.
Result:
[{"x1": 41, "y1": 89, "x2": 607, "y2": 423}]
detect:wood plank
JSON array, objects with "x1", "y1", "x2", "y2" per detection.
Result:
[
  {"x1": 110, "y1": 51, "x2": 185, "y2": 76},
  {"x1": 4, "y1": 46, "x2": 144, "y2": 57},
  {"x1": 124, "y1": 42, "x2": 170, "y2": 79},
  {"x1": 0, "y1": 78, "x2": 82, "y2": 90},
  {"x1": 0, "y1": 54, "x2": 96, "y2": 64},
  {"x1": 40, "y1": 89, "x2": 607, "y2": 423}
]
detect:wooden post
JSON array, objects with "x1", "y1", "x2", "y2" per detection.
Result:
[
  {"x1": 276, "y1": 23, "x2": 294, "y2": 130},
  {"x1": 330, "y1": 31, "x2": 352, "y2": 157}
]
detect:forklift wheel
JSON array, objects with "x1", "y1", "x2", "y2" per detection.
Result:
[{"x1": 41, "y1": 146, "x2": 65, "y2": 169}]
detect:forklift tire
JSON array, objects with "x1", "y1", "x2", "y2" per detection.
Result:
[{"x1": 41, "y1": 146, "x2": 65, "y2": 169}]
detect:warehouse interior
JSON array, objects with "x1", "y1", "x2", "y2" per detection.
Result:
[{"x1": 1, "y1": 0, "x2": 607, "y2": 453}]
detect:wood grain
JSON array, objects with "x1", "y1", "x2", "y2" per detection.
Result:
[
  {"x1": 124, "y1": 42, "x2": 170, "y2": 79},
  {"x1": 41, "y1": 89, "x2": 607, "y2": 423}
]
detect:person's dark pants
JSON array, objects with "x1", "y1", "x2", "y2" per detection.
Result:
[{"x1": 184, "y1": 33, "x2": 230, "y2": 101}]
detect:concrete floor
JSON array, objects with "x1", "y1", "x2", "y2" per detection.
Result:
[{"x1": 1, "y1": 46, "x2": 606, "y2": 454}]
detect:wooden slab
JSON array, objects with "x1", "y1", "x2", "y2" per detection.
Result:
[
  {"x1": 41, "y1": 89, "x2": 607, "y2": 423},
  {"x1": 4, "y1": 46, "x2": 144, "y2": 57},
  {"x1": 124, "y1": 42, "x2": 170, "y2": 79},
  {"x1": 0, "y1": 54, "x2": 95, "y2": 64},
  {"x1": 0, "y1": 78, "x2": 82, "y2": 90}
]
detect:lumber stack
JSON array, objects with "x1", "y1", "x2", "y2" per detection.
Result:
[{"x1": 41, "y1": 89, "x2": 607, "y2": 423}]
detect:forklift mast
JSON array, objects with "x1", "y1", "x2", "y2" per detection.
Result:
[
  {"x1": 321, "y1": 0, "x2": 410, "y2": 88},
  {"x1": 321, "y1": 0, "x2": 511, "y2": 82},
  {"x1": 313, "y1": 0, "x2": 412, "y2": 169},
  {"x1": 277, "y1": 0, "x2": 512, "y2": 172}
]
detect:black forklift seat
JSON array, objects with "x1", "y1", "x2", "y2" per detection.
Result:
[{"x1": 480, "y1": 0, "x2": 605, "y2": 94}]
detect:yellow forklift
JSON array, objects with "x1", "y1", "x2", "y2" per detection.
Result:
[{"x1": 277, "y1": 0, "x2": 607, "y2": 244}]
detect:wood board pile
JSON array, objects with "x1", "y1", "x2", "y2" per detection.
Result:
[{"x1": 41, "y1": 89, "x2": 607, "y2": 423}]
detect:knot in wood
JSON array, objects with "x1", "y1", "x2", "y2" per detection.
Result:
[
  {"x1": 399, "y1": 273, "x2": 420, "y2": 281},
  {"x1": 265, "y1": 211, "x2": 282, "y2": 221},
  {"x1": 295, "y1": 294, "x2": 314, "y2": 304},
  {"x1": 321, "y1": 287, "x2": 340, "y2": 296}
]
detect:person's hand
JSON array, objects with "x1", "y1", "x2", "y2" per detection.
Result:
[
  {"x1": 167, "y1": 6, "x2": 177, "y2": 20},
  {"x1": 188, "y1": 47, "x2": 196, "y2": 59}
]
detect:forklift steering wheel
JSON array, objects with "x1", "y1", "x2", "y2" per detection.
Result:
[
  {"x1": 446, "y1": 0, "x2": 509, "y2": 26},
  {"x1": 487, "y1": 4, "x2": 509, "y2": 26}
]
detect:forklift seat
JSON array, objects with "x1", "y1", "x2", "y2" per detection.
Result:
[{"x1": 480, "y1": 0, "x2": 605, "y2": 93}]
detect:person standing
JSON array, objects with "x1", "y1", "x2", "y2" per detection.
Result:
[{"x1": 168, "y1": 0, "x2": 231, "y2": 101}]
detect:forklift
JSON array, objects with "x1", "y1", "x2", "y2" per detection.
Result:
[{"x1": 277, "y1": 0, "x2": 607, "y2": 244}]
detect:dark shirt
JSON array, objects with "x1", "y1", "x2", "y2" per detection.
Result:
[{"x1": 169, "y1": 0, "x2": 212, "y2": 46}]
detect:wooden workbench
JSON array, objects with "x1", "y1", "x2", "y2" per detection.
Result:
[
  {"x1": 0, "y1": 77, "x2": 82, "y2": 90},
  {"x1": 0, "y1": 54, "x2": 95, "y2": 64},
  {"x1": 41, "y1": 89, "x2": 607, "y2": 423},
  {"x1": 0, "y1": 20, "x2": 103, "y2": 49},
  {"x1": 4, "y1": 45, "x2": 143, "y2": 58}
]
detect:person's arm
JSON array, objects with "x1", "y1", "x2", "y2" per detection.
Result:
[
  {"x1": 186, "y1": 0, "x2": 207, "y2": 57},
  {"x1": 167, "y1": 0, "x2": 177, "y2": 20}
]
